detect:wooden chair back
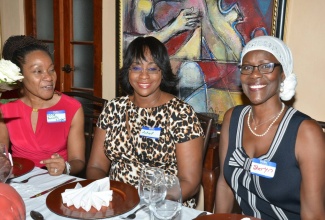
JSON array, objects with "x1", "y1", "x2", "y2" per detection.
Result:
[
  {"x1": 317, "y1": 121, "x2": 325, "y2": 132},
  {"x1": 197, "y1": 113, "x2": 214, "y2": 159},
  {"x1": 196, "y1": 113, "x2": 214, "y2": 211},
  {"x1": 63, "y1": 92, "x2": 108, "y2": 177}
]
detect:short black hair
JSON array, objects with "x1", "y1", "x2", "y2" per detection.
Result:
[{"x1": 118, "y1": 36, "x2": 179, "y2": 95}]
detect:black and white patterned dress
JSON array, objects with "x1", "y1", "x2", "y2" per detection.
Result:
[{"x1": 224, "y1": 105, "x2": 310, "y2": 220}]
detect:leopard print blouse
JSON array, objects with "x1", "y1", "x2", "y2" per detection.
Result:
[{"x1": 97, "y1": 95, "x2": 204, "y2": 207}]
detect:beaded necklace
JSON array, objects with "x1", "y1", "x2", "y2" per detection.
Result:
[
  {"x1": 251, "y1": 113, "x2": 277, "y2": 130},
  {"x1": 247, "y1": 103, "x2": 285, "y2": 137}
]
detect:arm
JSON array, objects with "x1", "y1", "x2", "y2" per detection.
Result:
[
  {"x1": 296, "y1": 120, "x2": 325, "y2": 219},
  {"x1": 147, "y1": 8, "x2": 201, "y2": 43},
  {"x1": 66, "y1": 107, "x2": 86, "y2": 175},
  {"x1": 124, "y1": 7, "x2": 201, "y2": 46},
  {"x1": 40, "y1": 107, "x2": 86, "y2": 175},
  {"x1": 176, "y1": 136, "x2": 204, "y2": 201},
  {"x1": 86, "y1": 127, "x2": 111, "y2": 179},
  {"x1": 0, "y1": 115, "x2": 10, "y2": 148},
  {"x1": 214, "y1": 108, "x2": 235, "y2": 213}
]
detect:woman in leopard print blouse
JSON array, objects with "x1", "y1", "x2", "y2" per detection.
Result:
[{"x1": 86, "y1": 36, "x2": 204, "y2": 208}]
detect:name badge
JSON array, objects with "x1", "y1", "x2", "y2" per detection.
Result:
[
  {"x1": 140, "y1": 126, "x2": 161, "y2": 139},
  {"x1": 250, "y1": 158, "x2": 276, "y2": 178},
  {"x1": 47, "y1": 110, "x2": 66, "y2": 123}
]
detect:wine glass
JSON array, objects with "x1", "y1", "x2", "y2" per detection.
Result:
[
  {"x1": 138, "y1": 166, "x2": 166, "y2": 205},
  {"x1": 150, "y1": 175, "x2": 182, "y2": 220},
  {"x1": 0, "y1": 143, "x2": 13, "y2": 183}
]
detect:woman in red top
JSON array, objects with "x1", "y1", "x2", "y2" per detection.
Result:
[{"x1": 0, "y1": 35, "x2": 85, "y2": 176}]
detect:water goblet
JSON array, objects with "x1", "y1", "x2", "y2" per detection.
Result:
[
  {"x1": 0, "y1": 143, "x2": 13, "y2": 183},
  {"x1": 150, "y1": 175, "x2": 182, "y2": 220},
  {"x1": 138, "y1": 166, "x2": 166, "y2": 205}
]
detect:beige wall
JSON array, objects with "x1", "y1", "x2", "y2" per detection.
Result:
[
  {"x1": 1, "y1": 0, "x2": 325, "y2": 121},
  {"x1": 103, "y1": 0, "x2": 116, "y2": 101},
  {"x1": 0, "y1": 0, "x2": 25, "y2": 49},
  {"x1": 285, "y1": 0, "x2": 325, "y2": 121}
]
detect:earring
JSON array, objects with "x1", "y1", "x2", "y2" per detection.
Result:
[{"x1": 280, "y1": 82, "x2": 284, "y2": 93}]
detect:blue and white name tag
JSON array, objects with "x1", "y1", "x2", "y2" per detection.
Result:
[
  {"x1": 47, "y1": 110, "x2": 66, "y2": 123},
  {"x1": 250, "y1": 158, "x2": 276, "y2": 178},
  {"x1": 140, "y1": 126, "x2": 161, "y2": 139}
]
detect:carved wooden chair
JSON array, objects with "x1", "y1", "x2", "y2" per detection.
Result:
[
  {"x1": 63, "y1": 92, "x2": 108, "y2": 178},
  {"x1": 196, "y1": 113, "x2": 214, "y2": 211},
  {"x1": 317, "y1": 121, "x2": 325, "y2": 132},
  {"x1": 197, "y1": 113, "x2": 214, "y2": 159}
]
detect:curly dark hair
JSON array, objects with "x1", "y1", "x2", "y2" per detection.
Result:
[
  {"x1": 2, "y1": 35, "x2": 52, "y2": 74},
  {"x1": 118, "y1": 36, "x2": 179, "y2": 95}
]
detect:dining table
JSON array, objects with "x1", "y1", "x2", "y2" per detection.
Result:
[
  {"x1": 195, "y1": 213, "x2": 261, "y2": 220},
  {"x1": 9, "y1": 167, "x2": 211, "y2": 220}
]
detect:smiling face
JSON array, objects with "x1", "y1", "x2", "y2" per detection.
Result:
[
  {"x1": 22, "y1": 50, "x2": 56, "y2": 100},
  {"x1": 128, "y1": 49, "x2": 162, "y2": 99},
  {"x1": 240, "y1": 50, "x2": 285, "y2": 104}
]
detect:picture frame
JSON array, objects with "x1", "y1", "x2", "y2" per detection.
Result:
[{"x1": 116, "y1": 0, "x2": 287, "y2": 123}]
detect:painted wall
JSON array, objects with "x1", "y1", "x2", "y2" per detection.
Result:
[{"x1": 1, "y1": 0, "x2": 325, "y2": 121}]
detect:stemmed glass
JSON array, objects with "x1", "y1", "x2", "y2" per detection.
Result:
[
  {"x1": 149, "y1": 175, "x2": 182, "y2": 220},
  {"x1": 138, "y1": 166, "x2": 166, "y2": 205},
  {"x1": 0, "y1": 143, "x2": 13, "y2": 183}
]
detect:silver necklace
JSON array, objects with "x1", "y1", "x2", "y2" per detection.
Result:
[{"x1": 247, "y1": 103, "x2": 285, "y2": 137}]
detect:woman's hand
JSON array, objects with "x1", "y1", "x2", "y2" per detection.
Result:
[{"x1": 40, "y1": 153, "x2": 66, "y2": 176}]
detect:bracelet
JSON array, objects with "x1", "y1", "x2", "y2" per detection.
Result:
[{"x1": 65, "y1": 161, "x2": 71, "y2": 175}]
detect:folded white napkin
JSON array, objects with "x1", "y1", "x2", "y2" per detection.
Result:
[{"x1": 61, "y1": 177, "x2": 113, "y2": 211}]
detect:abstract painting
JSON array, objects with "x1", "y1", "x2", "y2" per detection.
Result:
[{"x1": 116, "y1": 0, "x2": 287, "y2": 123}]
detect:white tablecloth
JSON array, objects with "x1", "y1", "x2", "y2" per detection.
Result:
[{"x1": 10, "y1": 167, "x2": 207, "y2": 220}]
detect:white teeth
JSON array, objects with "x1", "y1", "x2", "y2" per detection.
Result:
[
  {"x1": 250, "y1": 85, "x2": 266, "y2": 89},
  {"x1": 139, "y1": 84, "x2": 150, "y2": 88}
]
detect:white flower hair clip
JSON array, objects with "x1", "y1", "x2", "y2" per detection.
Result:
[{"x1": 0, "y1": 59, "x2": 24, "y2": 91}]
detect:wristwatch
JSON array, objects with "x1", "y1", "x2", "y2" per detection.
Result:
[{"x1": 65, "y1": 161, "x2": 71, "y2": 175}]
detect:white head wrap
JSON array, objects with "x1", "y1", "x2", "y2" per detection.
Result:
[{"x1": 240, "y1": 35, "x2": 297, "y2": 101}]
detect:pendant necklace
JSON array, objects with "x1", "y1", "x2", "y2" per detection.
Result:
[
  {"x1": 251, "y1": 113, "x2": 277, "y2": 130},
  {"x1": 247, "y1": 103, "x2": 285, "y2": 137}
]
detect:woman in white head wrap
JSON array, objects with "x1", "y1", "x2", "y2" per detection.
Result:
[
  {"x1": 240, "y1": 35, "x2": 297, "y2": 101},
  {"x1": 215, "y1": 35, "x2": 325, "y2": 219}
]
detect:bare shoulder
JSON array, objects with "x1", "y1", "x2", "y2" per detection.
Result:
[
  {"x1": 296, "y1": 119, "x2": 325, "y2": 161},
  {"x1": 297, "y1": 119, "x2": 324, "y2": 139},
  {"x1": 222, "y1": 107, "x2": 235, "y2": 126}
]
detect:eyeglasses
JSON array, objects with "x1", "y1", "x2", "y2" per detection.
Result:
[
  {"x1": 129, "y1": 65, "x2": 161, "y2": 74},
  {"x1": 238, "y1": 63, "x2": 282, "y2": 75}
]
